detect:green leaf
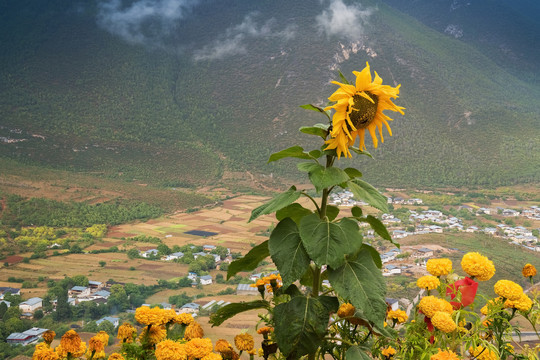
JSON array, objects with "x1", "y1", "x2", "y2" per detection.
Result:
[
  {"x1": 209, "y1": 300, "x2": 270, "y2": 326},
  {"x1": 299, "y1": 123, "x2": 330, "y2": 139},
  {"x1": 326, "y1": 205, "x2": 340, "y2": 221},
  {"x1": 274, "y1": 296, "x2": 330, "y2": 356},
  {"x1": 269, "y1": 218, "x2": 311, "y2": 288},
  {"x1": 347, "y1": 179, "x2": 388, "y2": 213},
  {"x1": 297, "y1": 162, "x2": 321, "y2": 173},
  {"x1": 350, "y1": 147, "x2": 373, "y2": 158},
  {"x1": 361, "y1": 244, "x2": 382, "y2": 269},
  {"x1": 227, "y1": 241, "x2": 269, "y2": 279},
  {"x1": 309, "y1": 166, "x2": 351, "y2": 192},
  {"x1": 351, "y1": 206, "x2": 363, "y2": 218},
  {"x1": 299, "y1": 214, "x2": 363, "y2": 269},
  {"x1": 249, "y1": 186, "x2": 301, "y2": 222},
  {"x1": 328, "y1": 250, "x2": 387, "y2": 326},
  {"x1": 344, "y1": 168, "x2": 363, "y2": 179},
  {"x1": 299, "y1": 266, "x2": 313, "y2": 287},
  {"x1": 308, "y1": 149, "x2": 322, "y2": 159},
  {"x1": 268, "y1": 146, "x2": 313, "y2": 163},
  {"x1": 300, "y1": 104, "x2": 326, "y2": 113},
  {"x1": 284, "y1": 284, "x2": 303, "y2": 297},
  {"x1": 362, "y1": 215, "x2": 399, "y2": 247},
  {"x1": 276, "y1": 203, "x2": 313, "y2": 225},
  {"x1": 318, "y1": 295, "x2": 339, "y2": 314},
  {"x1": 346, "y1": 346, "x2": 372, "y2": 360},
  {"x1": 338, "y1": 70, "x2": 351, "y2": 85}
]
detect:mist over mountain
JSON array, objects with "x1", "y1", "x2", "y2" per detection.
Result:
[{"x1": 0, "y1": 0, "x2": 539, "y2": 189}]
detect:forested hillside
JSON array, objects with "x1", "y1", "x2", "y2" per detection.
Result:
[{"x1": 0, "y1": 0, "x2": 538, "y2": 188}]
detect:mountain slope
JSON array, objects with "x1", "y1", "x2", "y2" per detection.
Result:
[{"x1": 0, "y1": 0, "x2": 538, "y2": 188}]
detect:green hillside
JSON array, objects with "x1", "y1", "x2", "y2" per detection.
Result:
[{"x1": 0, "y1": 0, "x2": 538, "y2": 188}]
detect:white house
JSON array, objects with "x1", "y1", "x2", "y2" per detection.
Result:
[
  {"x1": 69, "y1": 286, "x2": 91, "y2": 297},
  {"x1": 19, "y1": 297, "x2": 42, "y2": 313},
  {"x1": 383, "y1": 265, "x2": 402, "y2": 276},
  {"x1": 199, "y1": 275, "x2": 213, "y2": 285},
  {"x1": 0, "y1": 287, "x2": 21, "y2": 299},
  {"x1": 164, "y1": 252, "x2": 184, "y2": 261},
  {"x1": 97, "y1": 316, "x2": 120, "y2": 327},
  {"x1": 142, "y1": 249, "x2": 159, "y2": 258},
  {"x1": 179, "y1": 303, "x2": 200, "y2": 314}
]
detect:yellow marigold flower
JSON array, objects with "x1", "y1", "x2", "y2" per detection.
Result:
[
  {"x1": 71, "y1": 342, "x2": 87, "y2": 358},
  {"x1": 337, "y1": 303, "x2": 356, "y2": 318},
  {"x1": 215, "y1": 339, "x2": 234, "y2": 355},
  {"x1": 469, "y1": 346, "x2": 498, "y2": 360},
  {"x1": 430, "y1": 348, "x2": 460, "y2": 360},
  {"x1": 250, "y1": 279, "x2": 265, "y2": 288},
  {"x1": 494, "y1": 280, "x2": 523, "y2": 301},
  {"x1": 431, "y1": 311, "x2": 456, "y2": 333},
  {"x1": 117, "y1": 323, "x2": 136, "y2": 343},
  {"x1": 135, "y1": 306, "x2": 163, "y2": 325},
  {"x1": 155, "y1": 339, "x2": 187, "y2": 360},
  {"x1": 108, "y1": 353, "x2": 126, "y2": 360},
  {"x1": 381, "y1": 346, "x2": 397, "y2": 358},
  {"x1": 33, "y1": 343, "x2": 59, "y2": 360},
  {"x1": 86, "y1": 349, "x2": 106, "y2": 359},
  {"x1": 504, "y1": 293, "x2": 533, "y2": 312},
  {"x1": 263, "y1": 274, "x2": 280, "y2": 284},
  {"x1": 522, "y1": 264, "x2": 537, "y2": 278},
  {"x1": 174, "y1": 313, "x2": 194, "y2": 325},
  {"x1": 95, "y1": 331, "x2": 109, "y2": 345},
  {"x1": 186, "y1": 338, "x2": 214, "y2": 359},
  {"x1": 324, "y1": 62, "x2": 405, "y2": 158},
  {"x1": 42, "y1": 330, "x2": 55, "y2": 344},
  {"x1": 202, "y1": 353, "x2": 223, "y2": 360},
  {"x1": 60, "y1": 330, "x2": 82, "y2": 354},
  {"x1": 89, "y1": 336, "x2": 105, "y2": 352},
  {"x1": 387, "y1": 309, "x2": 408, "y2": 324},
  {"x1": 417, "y1": 275, "x2": 441, "y2": 290},
  {"x1": 426, "y1": 259, "x2": 453, "y2": 277},
  {"x1": 139, "y1": 325, "x2": 167, "y2": 344},
  {"x1": 256, "y1": 326, "x2": 274, "y2": 335},
  {"x1": 418, "y1": 296, "x2": 453, "y2": 318},
  {"x1": 184, "y1": 321, "x2": 205, "y2": 340},
  {"x1": 234, "y1": 333, "x2": 254, "y2": 351},
  {"x1": 163, "y1": 309, "x2": 177, "y2": 324},
  {"x1": 461, "y1": 252, "x2": 495, "y2": 281}
]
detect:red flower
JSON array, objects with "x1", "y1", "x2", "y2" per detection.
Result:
[{"x1": 446, "y1": 277, "x2": 478, "y2": 309}]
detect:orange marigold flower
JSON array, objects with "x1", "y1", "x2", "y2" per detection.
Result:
[
  {"x1": 139, "y1": 325, "x2": 167, "y2": 344},
  {"x1": 108, "y1": 353, "x2": 126, "y2": 360},
  {"x1": 256, "y1": 326, "x2": 274, "y2": 335},
  {"x1": 469, "y1": 346, "x2": 498, "y2": 360},
  {"x1": 202, "y1": 353, "x2": 223, "y2": 360},
  {"x1": 431, "y1": 312, "x2": 456, "y2": 333},
  {"x1": 494, "y1": 280, "x2": 523, "y2": 301},
  {"x1": 522, "y1": 264, "x2": 537, "y2": 278},
  {"x1": 215, "y1": 339, "x2": 234, "y2": 355},
  {"x1": 33, "y1": 343, "x2": 59, "y2": 360},
  {"x1": 381, "y1": 346, "x2": 396, "y2": 358},
  {"x1": 184, "y1": 321, "x2": 204, "y2": 340},
  {"x1": 155, "y1": 339, "x2": 187, "y2": 360},
  {"x1": 338, "y1": 303, "x2": 356, "y2": 318},
  {"x1": 430, "y1": 348, "x2": 460, "y2": 360},
  {"x1": 88, "y1": 336, "x2": 105, "y2": 353},
  {"x1": 504, "y1": 293, "x2": 533, "y2": 312},
  {"x1": 250, "y1": 279, "x2": 265, "y2": 288},
  {"x1": 174, "y1": 313, "x2": 194, "y2": 325},
  {"x1": 417, "y1": 275, "x2": 441, "y2": 290},
  {"x1": 461, "y1": 252, "x2": 495, "y2": 281},
  {"x1": 186, "y1": 338, "x2": 213, "y2": 359},
  {"x1": 387, "y1": 309, "x2": 408, "y2": 324},
  {"x1": 117, "y1": 323, "x2": 136, "y2": 343},
  {"x1": 42, "y1": 330, "x2": 55, "y2": 344},
  {"x1": 234, "y1": 333, "x2": 254, "y2": 351},
  {"x1": 426, "y1": 259, "x2": 453, "y2": 277},
  {"x1": 163, "y1": 309, "x2": 177, "y2": 324},
  {"x1": 60, "y1": 330, "x2": 82, "y2": 354}
]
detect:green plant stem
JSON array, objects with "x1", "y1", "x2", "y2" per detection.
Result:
[
  {"x1": 312, "y1": 264, "x2": 321, "y2": 297},
  {"x1": 301, "y1": 191, "x2": 321, "y2": 214},
  {"x1": 323, "y1": 337, "x2": 355, "y2": 347}
]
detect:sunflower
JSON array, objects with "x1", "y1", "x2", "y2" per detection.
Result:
[{"x1": 325, "y1": 62, "x2": 404, "y2": 158}]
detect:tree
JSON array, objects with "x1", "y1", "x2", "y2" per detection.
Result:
[
  {"x1": 215, "y1": 273, "x2": 225, "y2": 284},
  {"x1": 71, "y1": 275, "x2": 89, "y2": 287},
  {"x1": 53, "y1": 285, "x2": 72, "y2": 321},
  {"x1": 97, "y1": 320, "x2": 116, "y2": 337},
  {"x1": 99, "y1": 261, "x2": 106, "y2": 267},
  {"x1": 109, "y1": 284, "x2": 130, "y2": 311},
  {"x1": 0, "y1": 302, "x2": 7, "y2": 319},
  {"x1": 157, "y1": 243, "x2": 171, "y2": 256},
  {"x1": 178, "y1": 277, "x2": 192, "y2": 288},
  {"x1": 211, "y1": 246, "x2": 229, "y2": 259},
  {"x1": 127, "y1": 248, "x2": 140, "y2": 259},
  {"x1": 33, "y1": 309, "x2": 44, "y2": 320}
]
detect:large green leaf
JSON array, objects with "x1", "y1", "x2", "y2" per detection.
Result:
[
  {"x1": 297, "y1": 162, "x2": 321, "y2": 173},
  {"x1": 274, "y1": 296, "x2": 330, "y2": 356},
  {"x1": 328, "y1": 250, "x2": 387, "y2": 326},
  {"x1": 209, "y1": 300, "x2": 270, "y2": 326},
  {"x1": 299, "y1": 122, "x2": 330, "y2": 139},
  {"x1": 268, "y1": 146, "x2": 313, "y2": 163},
  {"x1": 299, "y1": 214, "x2": 363, "y2": 269},
  {"x1": 249, "y1": 186, "x2": 301, "y2": 222},
  {"x1": 347, "y1": 179, "x2": 388, "y2": 213},
  {"x1": 325, "y1": 205, "x2": 340, "y2": 221},
  {"x1": 360, "y1": 244, "x2": 382, "y2": 269},
  {"x1": 318, "y1": 295, "x2": 339, "y2": 314},
  {"x1": 346, "y1": 346, "x2": 372, "y2": 360},
  {"x1": 309, "y1": 166, "x2": 351, "y2": 192},
  {"x1": 227, "y1": 240, "x2": 269, "y2": 279},
  {"x1": 361, "y1": 215, "x2": 399, "y2": 247},
  {"x1": 344, "y1": 167, "x2": 363, "y2": 179},
  {"x1": 269, "y1": 218, "x2": 311, "y2": 287},
  {"x1": 276, "y1": 203, "x2": 313, "y2": 225}
]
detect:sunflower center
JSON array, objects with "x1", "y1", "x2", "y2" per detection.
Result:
[{"x1": 348, "y1": 92, "x2": 379, "y2": 130}]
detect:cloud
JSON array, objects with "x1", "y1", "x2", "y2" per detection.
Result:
[
  {"x1": 316, "y1": 0, "x2": 374, "y2": 41},
  {"x1": 96, "y1": 0, "x2": 201, "y2": 48},
  {"x1": 193, "y1": 12, "x2": 296, "y2": 61}
]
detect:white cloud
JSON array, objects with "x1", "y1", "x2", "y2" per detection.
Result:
[
  {"x1": 193, "y1": 12, "x2": 296, "y2": 61},
  {"x1": 316, "y1": 0, "x2": 374, "y2": 41},
  {"x1": 96, "y1": 0, "x2": 201, "y2": 48}
]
